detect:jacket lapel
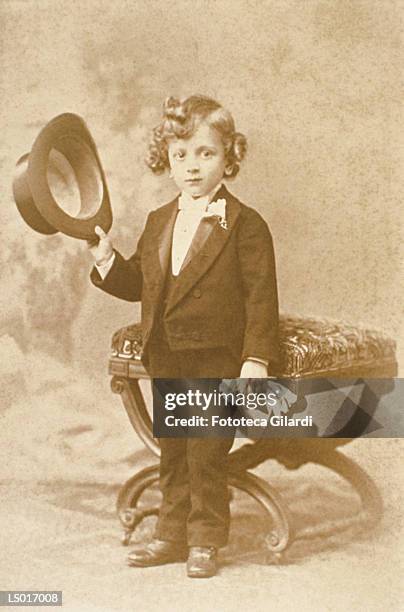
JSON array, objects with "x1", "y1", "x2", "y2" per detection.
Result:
[
  {"x1": 158, "y1": 203, "x2": 178, "y2": 276},
  {"x1": 165, "y1": 185, "x2": 241, "y2": 313},
  {"x1": 142, "y1": 197, "x2": 178, "y2": 297},
  {"x1": 179, "y1": 216, "x2": 214, "y2": 272}
]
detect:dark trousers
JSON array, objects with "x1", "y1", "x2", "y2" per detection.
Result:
[{"x1": 147, "y1": 331, "x2": 241, "y2": 548}]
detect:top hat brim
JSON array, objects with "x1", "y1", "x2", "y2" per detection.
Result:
[{"x1": 12, "y1": 113, "x2": 112, "y2": 240}]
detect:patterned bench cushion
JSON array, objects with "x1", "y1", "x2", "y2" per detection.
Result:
[
  {"x1": 279, "y1": 315, "x2": 396, "y2": 377},
  {"x1": 110, "y1": 314, "x2": 397, "y2": 378}
]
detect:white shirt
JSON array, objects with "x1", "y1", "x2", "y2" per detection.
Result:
[{"x1": 171, "y1": 183, "x2": 223, "y2": 275}]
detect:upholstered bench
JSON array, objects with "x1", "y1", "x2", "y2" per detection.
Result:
[{"x1": 108, "y1": 314, "x2": 397, "y2": 557}]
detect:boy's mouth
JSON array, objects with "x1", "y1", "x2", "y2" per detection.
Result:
[{"x1": 185, "y1": 178, "x2": 202, "y2": 183}]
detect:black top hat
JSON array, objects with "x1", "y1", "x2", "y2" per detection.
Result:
[{"x1": 12, "y1": 113, "x2": 112, "y2": 240}]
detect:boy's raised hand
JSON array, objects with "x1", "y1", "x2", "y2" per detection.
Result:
[{"x1": 87, "y1": 225, "x2": 114, "y2": 265}]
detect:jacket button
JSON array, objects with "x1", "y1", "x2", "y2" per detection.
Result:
[{"x1": 193, "y1": 288, "x2": 202, "y2": 298}]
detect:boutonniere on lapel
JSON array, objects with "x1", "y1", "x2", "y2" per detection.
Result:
[{"x1": 203, "y1": 198, "x2": 227, "y2": 230}]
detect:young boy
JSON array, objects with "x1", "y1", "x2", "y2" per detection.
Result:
[{"x1": 89, "y1": 95, "x2": 279, "y2": 577}]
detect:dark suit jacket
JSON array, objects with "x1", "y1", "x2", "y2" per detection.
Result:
[{"x1": 91, "y1": 185, "x2": 280, "y2": 374}]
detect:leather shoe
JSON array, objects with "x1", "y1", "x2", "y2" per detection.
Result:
[
  {"x1": 187, "y1": 546, "x2": 218, "y2": 578},
  {"x1": 127, "y1": 539, "x2": 188, "y2": 567}
]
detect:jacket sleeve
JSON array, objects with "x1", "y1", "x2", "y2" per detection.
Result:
[
  {"x1": 90, "y1": 215, "x2": 150, "y2": 302},
  {"x1": 236, "y1": 208, "x2": 280, "y2": 374}
]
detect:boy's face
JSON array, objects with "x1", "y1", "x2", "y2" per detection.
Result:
[{"x1": 167, "y1": 121, "x2": 226, "y2": 199}]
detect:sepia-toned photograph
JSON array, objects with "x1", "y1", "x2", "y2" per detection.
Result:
[{"x1": 1, "y1": 1, "x2": 403, "y2": 610}]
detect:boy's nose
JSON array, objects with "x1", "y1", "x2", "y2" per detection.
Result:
[{"x1": 187, "y1": 159, "x2": 200, "y2": 173}]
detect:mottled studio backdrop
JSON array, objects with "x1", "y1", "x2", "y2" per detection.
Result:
[{"x1": 1, "y1": 0, "x2": 403, "y2": 387}]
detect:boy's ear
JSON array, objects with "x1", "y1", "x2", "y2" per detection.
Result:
[{"x1": 224, "y1": 164, "x2": 233, "y2": 177}]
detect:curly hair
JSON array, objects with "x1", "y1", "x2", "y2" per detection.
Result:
[{"x1": 146, "y1": 95, "x2": 247, "y2": 178}]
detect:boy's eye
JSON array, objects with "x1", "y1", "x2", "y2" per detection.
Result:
[
  {"x1": 173, "y1": 151, "x2": 185, "y2": 160},
  {"x1": 201, "y1": 150, "x2": 213, "y2": 159}
]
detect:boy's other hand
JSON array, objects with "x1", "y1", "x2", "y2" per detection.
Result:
[
  {"x1": 87, "y1": 225, "x2": 114, "y2": 265},
  {"x1": 240, "y1": 360, "x2": 268, "y2": 378}
]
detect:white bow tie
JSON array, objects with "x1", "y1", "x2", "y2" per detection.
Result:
[
  {"x1": 178, "y1": 183, "x2": 223, "y2": 210},
  {"x1": 178, "y1": 193, "x2": 227, "y2": 228}
]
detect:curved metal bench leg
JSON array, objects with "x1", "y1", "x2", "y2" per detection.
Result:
[
  {"x1": 111, "y1": 376, "x2": 160, "y2": 457},
  {"x1": 295, "y1": 449, "x2": 383, "y2": 542},
  {"x1": 229, "y1": 469, "x2": 292, "y2": 559},
  {"x1": 116, "y1": 464, "x2": 160, "y2": 546},
  {"x1": 116, "y1": 462, "x2": 292, "y2": 554}
]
